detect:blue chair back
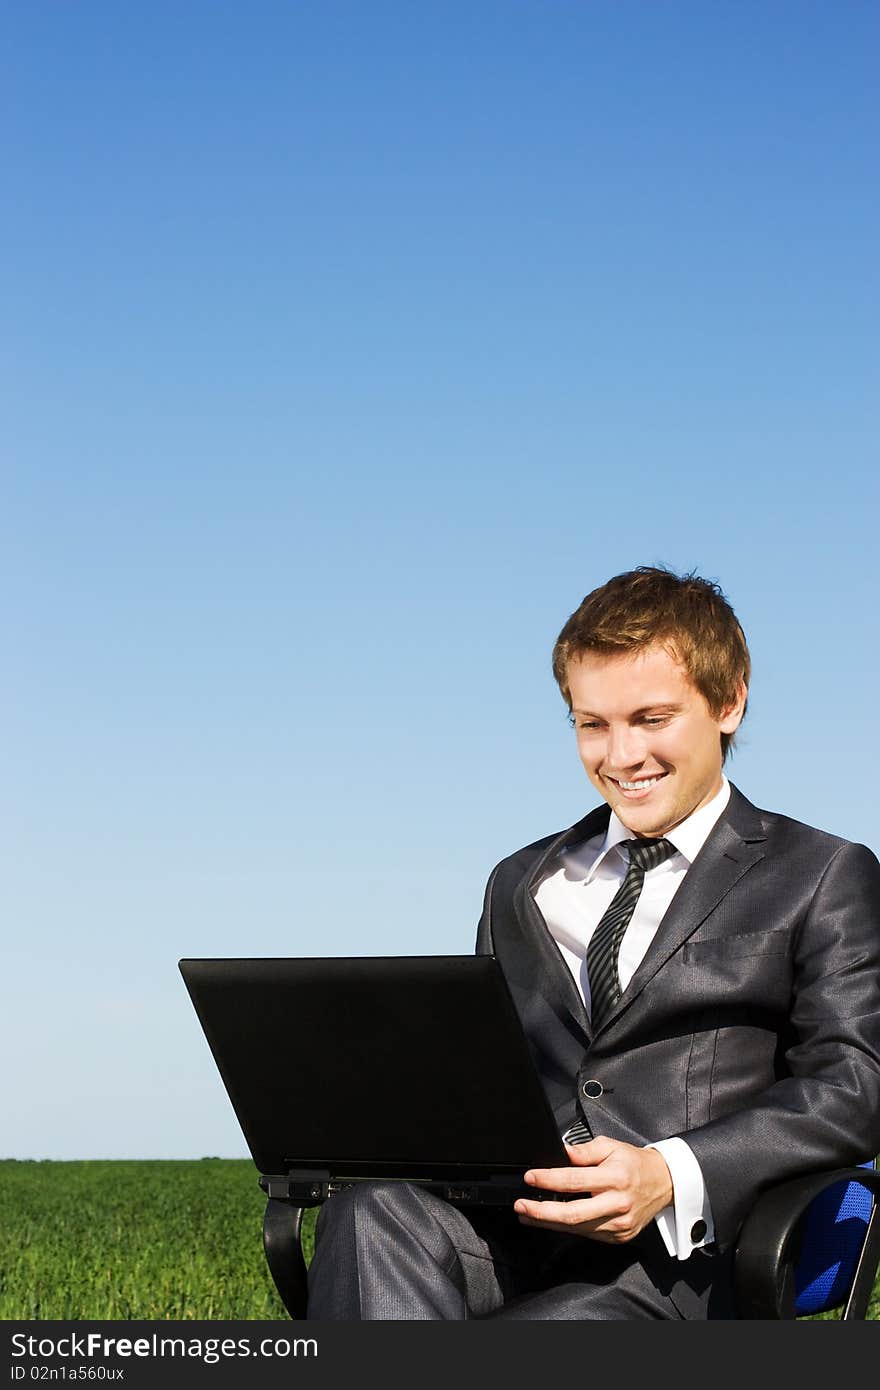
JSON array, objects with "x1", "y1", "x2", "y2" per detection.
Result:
[{"x1": 794, "y1": 1161, "x2": 875, "y2": 1315}]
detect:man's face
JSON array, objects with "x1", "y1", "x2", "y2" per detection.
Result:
[{"x1": 566, "y1": 643, "x2": 746, "y2": 838}]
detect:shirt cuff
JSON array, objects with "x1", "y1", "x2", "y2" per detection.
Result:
[{"x1": 645, "y1": 1137, "x2": 715, "y2": 1261}]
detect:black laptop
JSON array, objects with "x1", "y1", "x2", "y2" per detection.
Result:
[{"x1": 178, "y1": 955, "x2": 570, "y2": 1206}]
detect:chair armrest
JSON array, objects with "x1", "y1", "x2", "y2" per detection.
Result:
[
  {"x1": 262, "y1": 1199, "x2": 310, "y2": 1319},
  {"x1": 734, "y1": 1164, "x2": 880, "y2": 1319}
]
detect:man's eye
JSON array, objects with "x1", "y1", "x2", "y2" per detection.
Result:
[
  {"x1": 643, "y1": 717, "x2": 669, "y2": 726},
  {"x1": 577, "y1": 721, "x2": 602, "y2": 730}
]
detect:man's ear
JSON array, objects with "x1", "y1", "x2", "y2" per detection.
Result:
[{"x1": 718, "y1": 680, "x2": 748, "y2": 735}]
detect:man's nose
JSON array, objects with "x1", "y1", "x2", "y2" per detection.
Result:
[{"x1": 606, "y1": 724, "x2": 645, "y2": 771}]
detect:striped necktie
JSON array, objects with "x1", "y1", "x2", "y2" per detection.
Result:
[{"x1": 586, "y1": 836, "x2": 677, "y2": 1029}]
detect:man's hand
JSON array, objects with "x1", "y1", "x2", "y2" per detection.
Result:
[{"x1": 513, "y1": 1136, "x2": 674, "y2": 1243}]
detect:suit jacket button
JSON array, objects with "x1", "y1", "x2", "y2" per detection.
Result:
[
  {"x1": 690, "y1": 1220, "x2": 707, "y2": 1243},
  {"x1": 582, "y1": 1080, "x2": 603, "y2": 1098}
]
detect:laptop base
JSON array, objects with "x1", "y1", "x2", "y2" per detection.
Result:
[{"x1": 259, "y1": 1171, "x2": 570, "y2": 1206}]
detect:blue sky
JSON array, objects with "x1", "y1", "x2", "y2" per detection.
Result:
[{"x1": 2, "y1": 1, "x2": 877, "y2": 1160}]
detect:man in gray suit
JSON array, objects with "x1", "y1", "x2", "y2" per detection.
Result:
[{"x1": 307, "y1": 566, "x2": 880, "y2": 1319}]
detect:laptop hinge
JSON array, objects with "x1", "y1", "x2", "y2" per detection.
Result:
[{"x1": 260, "y1": 1169, "x2": 331, "y2": 1202}]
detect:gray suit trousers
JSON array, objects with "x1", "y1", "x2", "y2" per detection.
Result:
[{"x1": 306, "y1": 1182, "x2": 736, "y2": 1320}]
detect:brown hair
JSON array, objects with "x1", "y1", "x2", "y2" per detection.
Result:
[{"x1": 551, "y1": 566, "x2": 751, "y2": 761}]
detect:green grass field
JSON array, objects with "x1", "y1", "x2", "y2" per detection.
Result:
[
  {"x1": 1, "y1": 1159, "x2": 876, "y2": 1320},
  {"x1": 0, "y1": 1159, "x2": 317, "y2": 1320}
]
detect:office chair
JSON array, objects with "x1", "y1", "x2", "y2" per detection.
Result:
[{"x1": 734, "y1": 1159, "x2": 879, "y2": 1319}]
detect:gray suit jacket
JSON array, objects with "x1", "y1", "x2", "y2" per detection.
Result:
[{"x1": 475, "y1": 783, "x2": 880, "y2": 1249}]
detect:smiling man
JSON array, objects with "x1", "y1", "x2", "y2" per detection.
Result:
[{"x1": 307, "y1": 566, "x2": 880, "y2": 1319}]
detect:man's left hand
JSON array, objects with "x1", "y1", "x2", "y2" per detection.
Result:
[{"x1": 513, "y1": 1136, "x2": 674, "y2": 1243}]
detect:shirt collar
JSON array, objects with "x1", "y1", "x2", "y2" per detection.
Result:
[{"x1": 584, "y1": 776, "x2": 731, "y2": 882}]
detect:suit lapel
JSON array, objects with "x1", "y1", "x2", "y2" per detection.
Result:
[
  {"x1": 601, "y1": 783, "x2": 767, "y2": 1028},
  {"x1": 505, "y1": 804, "x2": 612, "y2": 1044}
]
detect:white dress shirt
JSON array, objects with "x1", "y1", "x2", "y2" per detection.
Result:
[{"x1": 533, "y1": 777, "x2": 731, "y2": 1260}]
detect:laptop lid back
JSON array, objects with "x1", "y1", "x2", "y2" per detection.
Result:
[{"x1": 179, "y1": 955, "x2": 568, "y2": 1181}]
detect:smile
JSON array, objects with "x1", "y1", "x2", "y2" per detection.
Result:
[{"x1": 609, "y1": 774, "x2": 667, "y2": 792}]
